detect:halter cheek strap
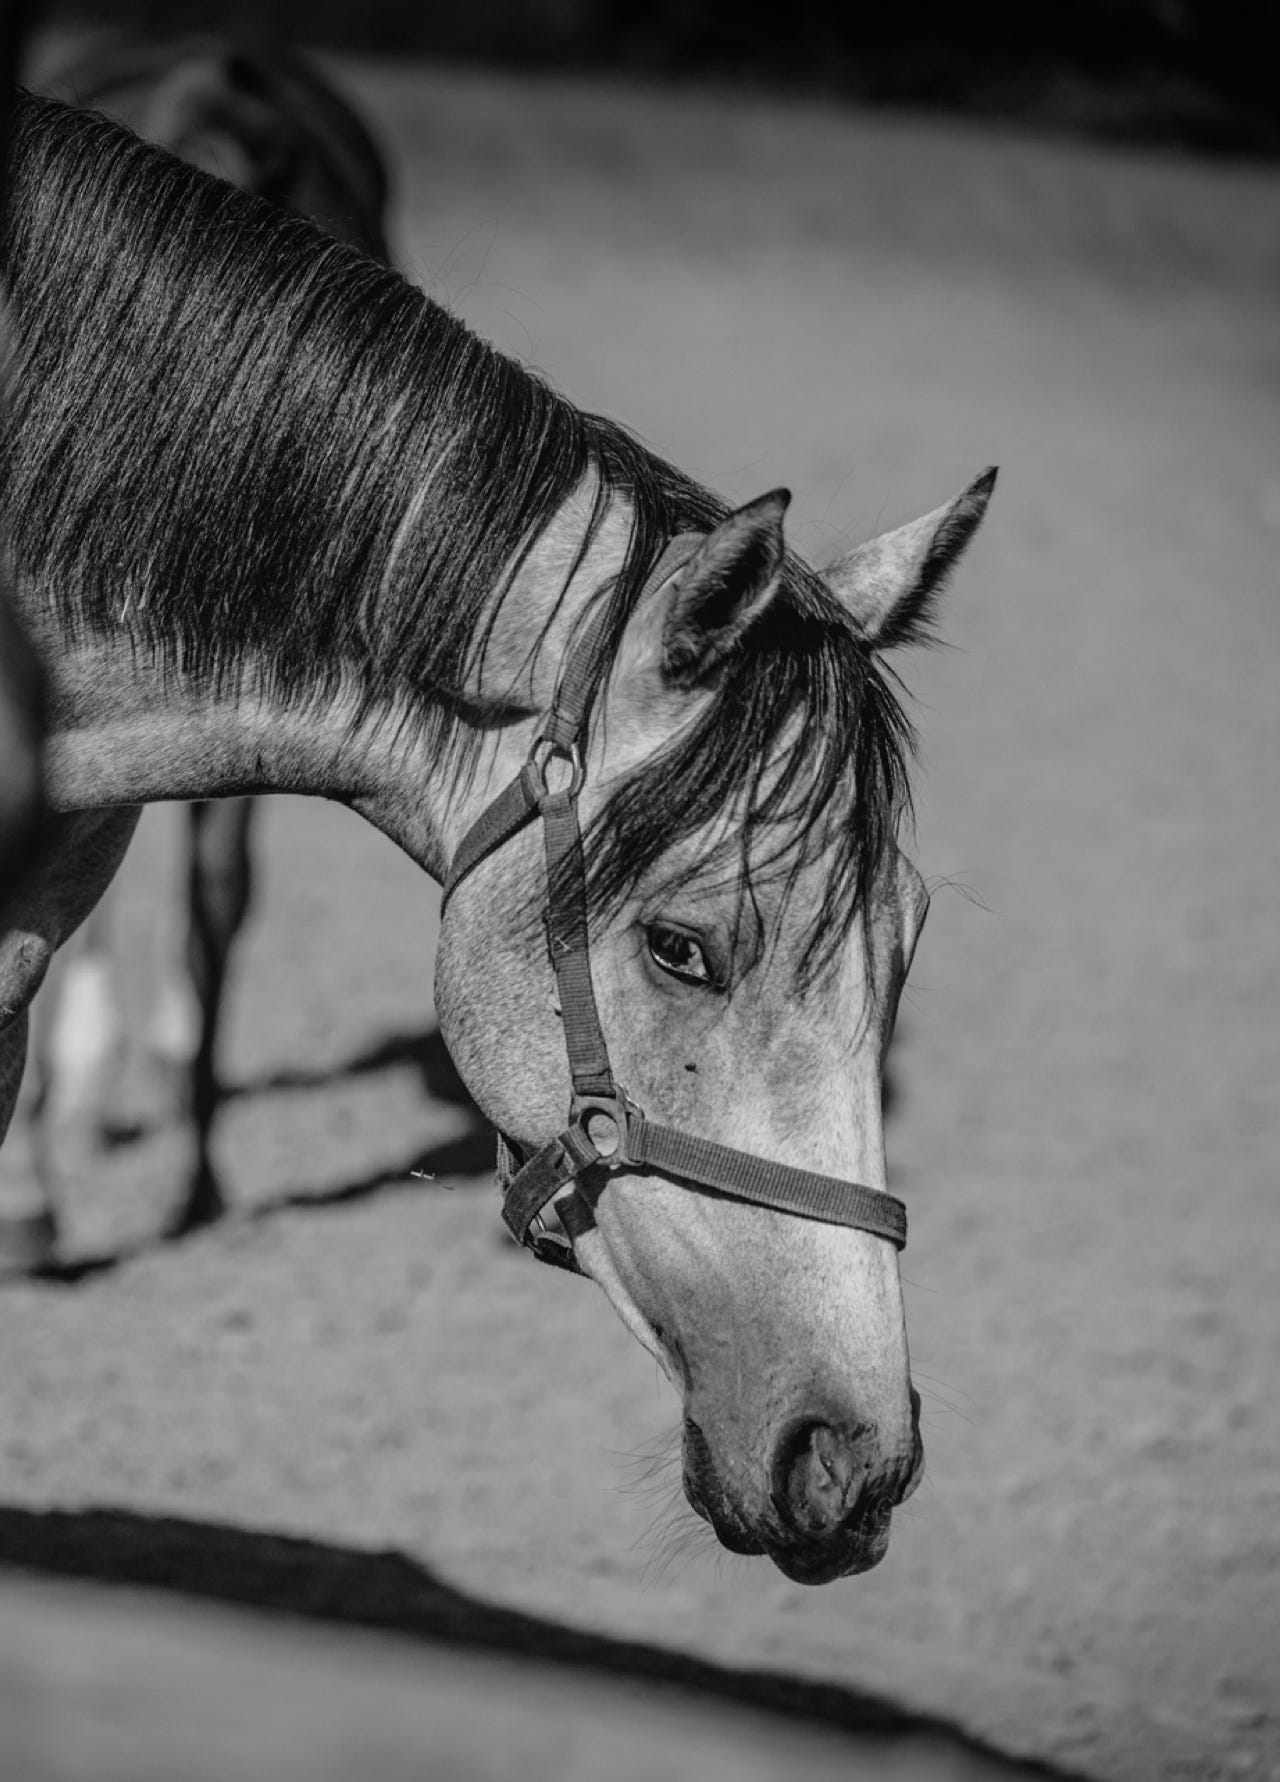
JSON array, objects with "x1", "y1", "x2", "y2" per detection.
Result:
[{"x1": 442, "y1": 535, "x2": 907, "y2": 1275}]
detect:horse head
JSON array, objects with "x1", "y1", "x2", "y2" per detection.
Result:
[{"x1": 436, "y1": 470, "x2": 993, "y2": 1584}]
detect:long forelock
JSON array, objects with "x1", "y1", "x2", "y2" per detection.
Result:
[{"x1": 579, "y1": 556, "x2": 917, "y2": 991}]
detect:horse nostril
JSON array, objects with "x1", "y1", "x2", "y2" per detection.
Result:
[{"x1": 770, "y1": 1418, "x2": 873, "y2": 1539}]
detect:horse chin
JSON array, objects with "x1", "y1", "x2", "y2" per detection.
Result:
[
  {"x1": 682, "y1": 1462, "x2": 894, "y2": 1580},
  {"x1": 682, "y1": 1484, "x2": 895, "y2": 1580}
]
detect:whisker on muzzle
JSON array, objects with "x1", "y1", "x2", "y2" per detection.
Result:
[
  {"x1": 636, "y1": 1491, "x2": 718, "y2": 1587},
  {"x1": 610, "y1": 1423, "x2": 683, "y2": 1507}
]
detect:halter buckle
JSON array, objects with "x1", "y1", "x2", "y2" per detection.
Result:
[{"x1": 528, "y1": 734, "x2": 585, "y2": 800}]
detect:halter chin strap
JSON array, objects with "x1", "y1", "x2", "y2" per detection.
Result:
[{"x1": 442, "y1": 535, "x2": 907, "y2": 1274}]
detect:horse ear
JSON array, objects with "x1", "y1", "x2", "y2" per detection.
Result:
[
  {"x1": 660, "y1": 490, "x2": 789, "y2": 688},
  {"x1": 827, "y1": 468, "x2": 997, "y2": 648}
]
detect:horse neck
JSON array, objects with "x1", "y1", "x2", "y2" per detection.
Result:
[
  {"x1": 35, "y1": 618, "x2": 427, "y2": 837},
  {"x1": 355, "y1": 489, "x2": 639, "y2": 877},
  {"x1": 34, "y1": 488, "x2": 636, "y2": 889}
]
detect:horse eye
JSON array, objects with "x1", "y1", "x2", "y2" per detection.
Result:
[{"x1": 647, "y1": 924, "x2": 711, "y2": 985}]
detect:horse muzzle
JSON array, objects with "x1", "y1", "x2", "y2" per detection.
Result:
[{"x1": 682, "y1": 1395, "x2": 924, "y2": 1584}]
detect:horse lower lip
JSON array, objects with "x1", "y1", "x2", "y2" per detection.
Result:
[
  {"x1": 768, "y1": 1534, "x2": 889, "y2": 1584},
  {"x1": 714, "y1": 1521, "x2": 766, "y2": 1557},
  {"x1": 767, "y1": 1511, "x2": 893, "y2": 1584}
]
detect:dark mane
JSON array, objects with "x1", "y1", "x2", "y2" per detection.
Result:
[{"x1": 1, "y1": 90, "x2": 913, "y2": 981}]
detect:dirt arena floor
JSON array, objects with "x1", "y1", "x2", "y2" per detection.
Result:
[{"x1": 3, "y1": 56, "x2": 1278, "y2": 1782}]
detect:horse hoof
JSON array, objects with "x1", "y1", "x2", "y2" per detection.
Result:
[{"x1": 0, "y1": 1209, "x2": 59, "y2": 1273}]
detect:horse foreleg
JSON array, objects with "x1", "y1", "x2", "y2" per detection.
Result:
[{"x1": 170, "y1": 797, "x2": 254, "y2": 1234}]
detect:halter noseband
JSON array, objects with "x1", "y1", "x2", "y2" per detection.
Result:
[{"x1": 441, "y1": 536, "x2": 907, "y2": 1275}]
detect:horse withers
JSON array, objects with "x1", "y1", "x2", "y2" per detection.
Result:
[
  {"x1": 15, "y1": 36, "x2": 392, "y2": 1236},
  {"x1": 0, "y1": 92, "x2": 993, "y2": 1582}
]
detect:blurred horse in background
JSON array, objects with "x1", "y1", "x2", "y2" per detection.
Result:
[{"x1": 14, "y1": 35, "x2": 392, "y2": 1239}]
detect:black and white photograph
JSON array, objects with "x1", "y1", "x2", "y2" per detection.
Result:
[{"x1": 1, "y1": 3, "x2": 1276, "y2": 1778}]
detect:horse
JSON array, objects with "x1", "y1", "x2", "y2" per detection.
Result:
[
  {"x1": 16, "y1": 34, "x2": 392, "y2": 1233},
  {"x1": 0, "y1": 88, "x2": 994, "y2": 1584}
]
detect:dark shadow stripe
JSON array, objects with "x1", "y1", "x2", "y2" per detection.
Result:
[{"x1": 0, "y1": 1506, "x2": 1080, "y2": 1777}]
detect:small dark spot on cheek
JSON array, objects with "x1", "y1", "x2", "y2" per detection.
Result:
[{"x1": 684, "y1": 1062, "x2": 698, "y2": 1073}]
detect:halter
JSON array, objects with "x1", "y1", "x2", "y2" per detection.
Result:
[{"x1": 442, "y1": 536, "x2": 908, "y2": 1275}]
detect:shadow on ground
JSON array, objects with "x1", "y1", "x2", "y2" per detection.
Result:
[
  {"x1": 16, "y1": 1021, "x2": 495, "y2": 1285},
  {"x1": 0, "y1": 1505, "x2": 1073, "y2": 1778},
  {"x1": 100, "y1": 1023, "x2": 482, "y2": 1151},
  {"x1": 22, "y1": 1122, "x2": 496, "y2": 1286},
  {"x1": 226, "y1": 1023, "x2": 477, "y2": 1109}
]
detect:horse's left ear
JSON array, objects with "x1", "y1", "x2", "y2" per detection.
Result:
[
  {"x1": 660, "y1": 489, "x2": 790, "y2": 688},
  {"x1": 827, "y1": 468, "x2": 997, "y2": 648}
]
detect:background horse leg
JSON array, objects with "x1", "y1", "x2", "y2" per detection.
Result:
[
  {"x1": 0, "y1": 807, "x2": 140, "y2": 1265},
  {"x1": 29, "y1": 899, "x2": 123, "y2": 1193},
  {"x1": 0, "y1": 1012, "x2": 51, "y2": 1266},
  {"x1": 171, "y1": 797, "x2": 254, "y2": 1234}
]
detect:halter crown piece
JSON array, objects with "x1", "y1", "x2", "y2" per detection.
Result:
[{"x1": 442, "y1": 536, "x2": 908, "y2": 1274}]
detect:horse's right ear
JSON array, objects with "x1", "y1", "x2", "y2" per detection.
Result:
[{"x1": 826, "y1": 468, "x2": 996, "y2": 648}]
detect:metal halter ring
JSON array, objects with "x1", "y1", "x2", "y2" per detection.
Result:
[
  {"x1": 528, "y1": 735, "x2": 584, "y2": 800},
  {"x1": 570, "y1": 1092, "x2": 640, "y2": 1170}
]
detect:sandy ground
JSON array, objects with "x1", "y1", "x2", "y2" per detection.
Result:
[{"x1": 2, "y1": 58, "x2": 1279, "y2": 1782}]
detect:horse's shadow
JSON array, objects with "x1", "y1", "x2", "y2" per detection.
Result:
[
  {"x1": 0, "y1": 1504, "x2": 1066, "y2": 1777},
  {"x1": 25, "y1": 1024, "x2": 495, "y2": 1284},
  {"x1": 241, "y1": 1021, "x2": 495, "y2": 1214},
  {"x1": 224, "y1": 1021, "x2": 478, "y2": 1111},
  {"x1": 222, "y1": 1021, "x2": 497, "y2": 1224},
  {"x1": 30, "y1": 1130, "x2": 497, "y2": 1287}
]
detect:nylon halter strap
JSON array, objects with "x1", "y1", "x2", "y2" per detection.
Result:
[{"x1": 442, "y1": 535, "x2": 908, "y2": 1275}]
